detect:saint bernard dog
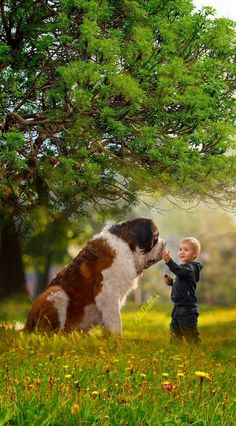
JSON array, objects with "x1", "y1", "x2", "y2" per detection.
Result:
[{"x1": 24, "y1": 218, "x2": 165, "y2": 335}]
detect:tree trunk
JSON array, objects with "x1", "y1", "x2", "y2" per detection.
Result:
[
  {"x1": 0, "y1": 219, "x2": 25, "y2": 300},
  {"x1": 34, "y1": 255, "x2": 52, "y2": 298}
]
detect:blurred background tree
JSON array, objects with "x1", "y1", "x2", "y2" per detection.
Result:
[{"x1": 0, "y1": 0, "x2": 235, "y2": 298}]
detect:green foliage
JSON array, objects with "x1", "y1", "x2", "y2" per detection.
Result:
[
  {"x1": 0, "y1": 43, "x2": 10, "y2": 63},
  {"x1": 0, "y1": 0, "x2": 235, "y2": 224}
]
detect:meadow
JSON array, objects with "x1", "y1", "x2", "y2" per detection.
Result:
[{"x1": 0, "y1": 298, "x2": 235, "y2": 426}]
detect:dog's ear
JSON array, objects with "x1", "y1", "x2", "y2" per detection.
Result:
[{"x1": 109, "y1": 218, "x2": 159, "y2": 253}]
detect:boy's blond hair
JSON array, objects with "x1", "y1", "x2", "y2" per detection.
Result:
[{"x1": 180, "y1": 237, "x2": 201, "y2": 259}]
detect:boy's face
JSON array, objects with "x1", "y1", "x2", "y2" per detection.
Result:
[{"x1": 178, "y1": 242, "x2": 196, "y2": 263}]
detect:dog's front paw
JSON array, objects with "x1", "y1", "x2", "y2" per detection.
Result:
[{"x1": 102, "y1": 328, "x2": 123, "y2": 339}]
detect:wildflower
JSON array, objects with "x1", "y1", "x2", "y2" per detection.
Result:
[
  {"x1": 3, "y1": 323, "x2": 13, "y2": 330},
  {"x1": 172, "y1": 385, "x2": 178, "y2": 393},
  {"x1": 177, "y1": 371, "x2": 185, "y2": 377},
  {"x1": 104, "y1": 365, "x2": 110, "y2": 374},
  {"x1": 194, "y1": 371, "x2": 210, "y2": 399},
  {"x1": 140, "y1": 373, "x2": 146, "y2": 378},
  {"x1": 164, "y1": 383, "x2": 172, "y2": 391},
  {"x1": 130, "y1": 362, "x2": 135, "y2": 374},
  {"x1": 65, "y1": 374, "x2": 72, "y2": 379},
  {"x1": 162, "y1": 373, "x2": 169, "y2": 377},
  {"x1": 194, "y1": 371, "x2": 210, "y2": 379},
  {"x1": 71, "y1": 403, "x2": 80, "y2": 414}
]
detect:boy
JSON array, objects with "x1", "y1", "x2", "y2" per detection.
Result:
[{"x1": 162, "y1": 237, "x2": 202, "y2": 344}]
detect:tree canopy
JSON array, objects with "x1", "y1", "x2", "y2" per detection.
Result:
[{"x1": 0, "y1": 0, "x2": 236, "y2": 226}]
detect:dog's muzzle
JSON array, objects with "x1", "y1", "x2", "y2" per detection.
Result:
[{"x1": 144, "y1": 239, "x2": 166, "y2": 269}]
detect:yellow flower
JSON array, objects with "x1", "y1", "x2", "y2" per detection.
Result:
[
  {"x1": 104, "y1": 365, "x2": 110, "y2": 373},
  {"x1": 65, "y1": 374, "x2": 72, "y2": 379},
  {"x1": 177, "y1": 371, "x2": 185, "y2": 377},
  {"x1": 162, "y1": 373, "x2": 169, "y2": 377},
  {"x1": 194, "y1": 371, "x2": 210, "y2": 379},
  {"x1": 172, "y1": 385, "x2": 178, "y2": 392},
  {"x1": 3, "y1": 323, "x2": 13, "y2": 330},
  {"x1": 71, "y1": 403, "x2": 80, "y2": 414}
]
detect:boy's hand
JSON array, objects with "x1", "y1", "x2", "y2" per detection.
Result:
[
  {"x1": 162, "y1": 248, "x2": 171, "y2": 263},
  {"x1": 163, "y1": 274, "x2": 172, "y2": 285}
]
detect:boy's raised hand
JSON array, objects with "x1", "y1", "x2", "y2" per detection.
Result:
[{"x1": 162, "y1": 248, "x2": 171, "y2": 263}]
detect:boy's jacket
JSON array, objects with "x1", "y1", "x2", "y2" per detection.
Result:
[{"x1": 166, "y1": 259, "x2": 203, "y2": 306}]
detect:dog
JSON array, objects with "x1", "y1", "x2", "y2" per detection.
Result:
[{"x1": 24, "y1": 218, "x2": 165, "y2": 334}]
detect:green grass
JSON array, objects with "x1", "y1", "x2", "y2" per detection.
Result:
[{"x1": 0, "y1": 298, "x2": 236, "y2": 425}]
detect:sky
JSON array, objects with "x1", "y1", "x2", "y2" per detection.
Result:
[{"x1": 193, "y1": 0, "x2": 236, "y2": 20}]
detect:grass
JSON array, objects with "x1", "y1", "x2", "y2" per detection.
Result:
[{"x1": 0, "y1": 297, "x2": 236, "y2": 425}]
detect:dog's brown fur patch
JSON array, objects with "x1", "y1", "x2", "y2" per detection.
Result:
[
  {"x1": 24, "y1": 238, "x2": 116, "y2": 332},
  {"x1": 24, "y1": 286, "x2": 62, "y2": 332}
]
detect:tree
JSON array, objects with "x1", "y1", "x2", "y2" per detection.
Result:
[{"x1": 0, "y1": 0, "x2": 235, "y2": 297}]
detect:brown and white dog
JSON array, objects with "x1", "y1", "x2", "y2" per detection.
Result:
[{"x1": 24, "y1": 218, "x2": 165, "y2": 335}]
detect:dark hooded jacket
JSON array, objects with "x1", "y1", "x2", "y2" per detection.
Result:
[{"x1": 166, "y1": 259, "x2": 203, "y2": 306}]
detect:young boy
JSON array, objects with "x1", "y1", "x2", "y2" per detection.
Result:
[{"x1": 162, "y1": 237, "x2": 202, "y2": 344}]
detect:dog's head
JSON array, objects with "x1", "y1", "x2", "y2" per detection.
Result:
[{"x1": 109, "y1": 218, "x2": 165, "y2": 273}]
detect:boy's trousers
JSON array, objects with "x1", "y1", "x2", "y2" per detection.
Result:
[{"x1": 170, "y1": 305, "x2": 201, "y2": 344}]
